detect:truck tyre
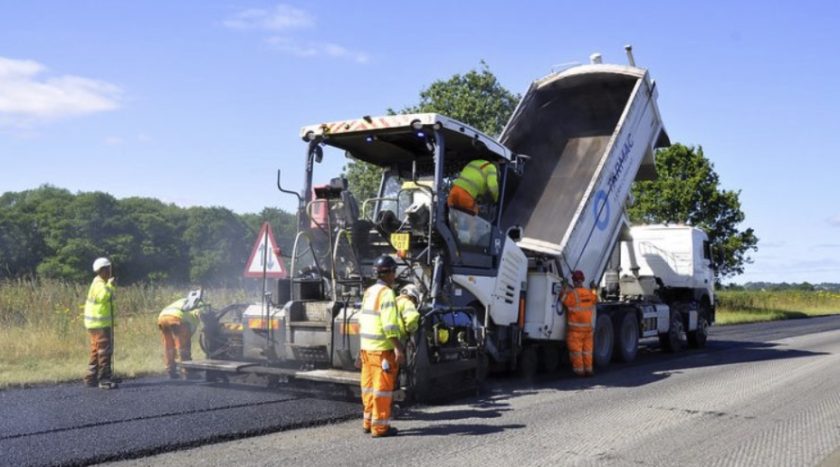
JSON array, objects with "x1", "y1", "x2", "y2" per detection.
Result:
[
  {"x1": 594, "y1": 314, "x2": 614, "y2": 368},
  {"x1": 518, "y1": 346, "x2": 539, "y2": 380},
  {"x1": 540, "y1": 345, "x2": 561, "y2": 374},
  {"x1": 660, "y1": 309, "x2": 686, "y2": 353},
  {"x1": 688, "y1": 300, "x2": 711, "y2": 348},
  {"x1": 613, "y1": 312, "x2": 639, "y2": 363}
]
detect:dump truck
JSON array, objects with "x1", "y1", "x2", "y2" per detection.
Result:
[{"x1": 184, "y1": 48, "x2": 717, "y2": 401}]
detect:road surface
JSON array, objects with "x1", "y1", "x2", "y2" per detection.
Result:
[{"x1": 3, "y1": 316, "x2": 840, "y2": 466}]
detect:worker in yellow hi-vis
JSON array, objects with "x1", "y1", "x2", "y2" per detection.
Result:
[
  {"x1": 358, "y1": 255, "x2": 404, "y2": 438},
  {"x1": 447, "y1": 159, "x2": 499, "y2": 215},
  {"x1": 158, "y1": 291, "x2": 203, "y2": 379}
]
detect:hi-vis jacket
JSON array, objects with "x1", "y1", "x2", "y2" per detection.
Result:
[
  {"x1": 452, "y1": 160, "x2": 499, "y2": 202},
  {"x1": 359, "y1": 281, "x2": 401, "y2": 351},
  {"x1": 84, "y1": 276, "x2": 115, "y2": 330},
  {"x1": 158, "y1": 298, "x2": 200, "y2": 334},
  {"x1": 396, "y1": 295, "x2": 420, "y2": 339},
  {"x1": 562, "y1": 287, "x2": 597, "y2": 332}
]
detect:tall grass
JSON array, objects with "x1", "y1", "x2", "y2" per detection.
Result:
[
  {"x1": 716, "y1": 290, "x2": 840, "y2": 324},
  {"x1": 0, "y1": 279, "x2": 250, "y2": 388}
]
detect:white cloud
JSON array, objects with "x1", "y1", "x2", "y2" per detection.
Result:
[
  {"x1": 828, "y1": 214, "x2": 840, "y2": 227},
  {"x1": 224, "y1": 4, "x2": 314, "y2": 31},
  {"x1": 225, "y1": 4, "x2": 370, "y2": 64},
  {"x1": 265, "y1": 36, "x2": 369, "y2": 63},
  {"x1": 104, "y1": 136, "x2": 124, "y2": 145},
  {"x1": 0, "y1": 56, "x2": 121, "y2": 125}
]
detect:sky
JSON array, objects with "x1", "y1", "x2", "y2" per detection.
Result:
[{"x1": 1, "y1": 1, "x2": 839, "y2": 284}]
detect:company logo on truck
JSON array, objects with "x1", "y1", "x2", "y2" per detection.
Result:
[
  {"x1": 593, "y1": 190, "x2": 610, "y2": 231},
  {"x1": 607, "y1": 133, "x2": 634, "y2": 195}
]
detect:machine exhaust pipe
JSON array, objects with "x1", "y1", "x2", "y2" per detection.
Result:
[{"x1": 624, "y1": 44, "x2": 636, "y2": 67}]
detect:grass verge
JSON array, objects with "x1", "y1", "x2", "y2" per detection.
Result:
[
  {"x1": 716, "y1": 290, "x2": 840, "y2": 325},
  {"x1": 0, "y1": 279, "x2": 249, "y2": 388}
]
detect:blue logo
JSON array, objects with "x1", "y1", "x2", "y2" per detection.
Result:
[{"x1": 593, "y1": 190, "x2": 610, "y2": 231}]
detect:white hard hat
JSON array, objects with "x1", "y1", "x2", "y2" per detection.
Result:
[
  {"x1": 92, "y1": 257, "x2": 111, "y2": 272},
  {"x1": 400, "y1": 284, "x2": 421, "y2": 302}
]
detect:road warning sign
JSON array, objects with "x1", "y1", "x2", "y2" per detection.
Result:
[{"x1": 244, "y1": 222, "x2": 287, "y2": 278}]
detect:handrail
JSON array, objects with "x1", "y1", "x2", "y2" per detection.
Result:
[{"x1": 361, "y1": 197, "x2": 398, "y2": 221}]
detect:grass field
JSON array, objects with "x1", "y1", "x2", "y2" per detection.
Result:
[
  {"x1": 716, "y1": 290, "x2": 840, "y2": 324},
  {"x1": 2, "y1": 280, "x2": 840, "y2": 388},
  {"x1": 0, "y1": 279, "x2": 249, "y2": 388}
]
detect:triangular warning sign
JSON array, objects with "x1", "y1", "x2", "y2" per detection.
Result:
[{"x1": 244, "y1": 223, "x2": 287, "y2": 279}]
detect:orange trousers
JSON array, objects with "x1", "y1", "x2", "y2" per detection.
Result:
[
  {"x1": 85, "y1": 328, "x2": 113, "y2": 384},
  {"x1": 158, "y1": 315, "x2": 192, "y2": 375},
  {"x1": 447, "y1": 185, "x2": 478, "y2": 215},
  {"x1": 360, "y1": 350, "x2": 398, "y2": 436},
  {"x1": 567, "y1": 329, "x2": 593, "y2": 376}
]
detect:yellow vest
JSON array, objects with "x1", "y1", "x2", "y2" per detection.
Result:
[
  {"x1": 84, "y1": 276, "x2": 115, "y2": 330},
  {"x1": 452, "y1": 160, "x2": 499, "y2": 202},
  {"x1": 396, "y1": 295, "x2": 420, "y2": 338},
  {"x1": 359, "y1": 282, "x2": 400, "y2": 351},
  {"x1": 158, "y1": 298, "x2": 200, "y2": 333}
]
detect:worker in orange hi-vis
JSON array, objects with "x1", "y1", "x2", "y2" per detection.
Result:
[
  {"x1": 562, "y1": 270, "x2": 598, "y2": 377},
  {"x1": 358, "y1": 255, "x2": 404, "y2": 438},
  {"x1": 157, "y1": 290, "x2": 203, "y2": 379}
]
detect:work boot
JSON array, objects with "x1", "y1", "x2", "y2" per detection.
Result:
[
  {"x1": 362, "y1": 426, "x2": 371, "y2": 434},
  {"x1": 168, "y1": 371, "x2": 180, "y2": 380},
  {"x1": 371, "y1": 427, "x2": 398, "y2": 438},
  {"x1": 84, "y1": 379, "x2": 98, "y2": 388},
  {"x1": 98, "y1": 380, "x2": 118, "y2": 390}
]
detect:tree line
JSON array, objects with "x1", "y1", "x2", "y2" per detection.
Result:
[{"x1": 0, "y1": 185, "x2": 296, "y2": 285}]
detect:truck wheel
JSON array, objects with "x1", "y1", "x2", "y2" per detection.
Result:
[
  {"x1": 594, "y1": 314, "x2": 614, "y2": 368},
  {"x1": 540, "y1": 345, "x2": 561, "y2": 373},
  {"x1": 688, "y1": 309, "x2": 710, "y2": 349},
  {"x1": 660, "y1": 310, "x2": 686, "y2": 353},
  {"x1": 613, "y1": 312, "x2": 639, "y2": 363},
  {"x1": 518, "y1": 346, "x2": 539, "y2": 380}
]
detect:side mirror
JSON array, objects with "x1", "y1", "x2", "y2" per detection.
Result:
[{"x1": 311, "y1": 145, "x2": 323, "y2": 163}]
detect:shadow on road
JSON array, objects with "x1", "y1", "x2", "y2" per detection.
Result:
[
  {"x1": 396, "y1": 422, "x2": 527, "y2": 437},
  {"x1": 487, "y1": 338, "x2": 829, "y2": 396}
]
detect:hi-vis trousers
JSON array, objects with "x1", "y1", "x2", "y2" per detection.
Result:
[
  {"x1": 567, "y1": 329, "x2": 593, "y2": 376},
  {"x1": 158, "y1": 315, "x2": 192, "y2": 376},
  {"x1": 360, "y1": 350, "x2": 398, "y2": 436}
]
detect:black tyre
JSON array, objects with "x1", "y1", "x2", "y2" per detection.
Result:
[
  {"x1": 660, "y1": 309, "x2": 686, "y2": 353},
  {"x1": 594, "y1": 314, "x2": 614, "y2": 368},
  {"x1": 613, "y1": 312, "x2": 639, "y2": 363},
  {"x1": 540, "y1": 345, "x2": 561, "y2": 373},
  {"x1": 517, "y1": 345, "x2": 539, "y2": 380},
  {"x1": 408, "y1": 328, "x2": 433, "y2": 403},
  {"x1": 688, "y1": 300, "x2": 711, "y2": 348}
]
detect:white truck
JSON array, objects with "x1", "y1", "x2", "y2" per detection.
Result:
[{"x1": 186, "y1": 48, "x2": 717, "y2": 400}]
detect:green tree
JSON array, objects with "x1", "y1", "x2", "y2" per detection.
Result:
[
  {"x1": 182, "y1": 206, "x2": 251, "y2": 286},
  {"x1": 343, "y1": 158, "x2": 382, "y2": 203},
  {"x1": 628, "y1": 144, "x2": 759, "y2": 279},
  {"x1": 395, "y1": 60, "x2": 520, "y2": 137},
  {"x1": 344, "y1": 61, "x2": 519, "y2": 202}
]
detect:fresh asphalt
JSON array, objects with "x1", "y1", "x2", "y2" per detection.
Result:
[
  {"x1": 0, "y1": 377, "x2": 358, "y2": 466},
  {"x1": 3, "y1": 315, "x2": 840, "y2": 467}
]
